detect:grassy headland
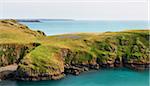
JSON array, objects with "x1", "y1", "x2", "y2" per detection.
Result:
[{"x1": 0, "y1": 19, "x2": 149, "y2": 81}]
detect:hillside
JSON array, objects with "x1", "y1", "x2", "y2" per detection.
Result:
[
  {"x1": 0, "y1": 19, "x2": 149, "y2": 81},
  {"x1": 0, "y1": 19, "x2": 45, "y2": 43}
]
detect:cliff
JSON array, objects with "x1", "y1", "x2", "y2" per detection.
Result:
[{"x1": 0, "y1": 20, "x2": 149, "y2": 81}]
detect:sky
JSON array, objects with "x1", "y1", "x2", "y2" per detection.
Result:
[{"x1": 0, "y1": 0, "x2": 149, "y2": 20}]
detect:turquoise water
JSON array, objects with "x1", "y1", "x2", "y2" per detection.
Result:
[
  {"x1": 0, "y1": 68, "x2": 149, "y2": 86},
  {"x1": 20, "y1": 20, "x2": 149, "y2": 35}
]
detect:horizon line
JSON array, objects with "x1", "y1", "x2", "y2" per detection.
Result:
[{"x1": 0, "y1": 18, "x2": 149, "y2": 21}]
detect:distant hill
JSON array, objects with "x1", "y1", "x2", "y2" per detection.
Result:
[
  {"x1": 16, "y1": 19, "x2": 74, "y2": 22},
  {"x1": 39, "y1": 19, "x2": 75, "y2": 21},
  {"x1": 16, "y1": 19, "x2": 40, "y2": 22}
]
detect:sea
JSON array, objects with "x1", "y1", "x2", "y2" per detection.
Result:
[
  {"x1": 0, "y1": 20, "x2": 149, "y2": 86},
  {"x1": 20, "y1": 20, "x2": 149, "y2": 35},
  {"x1": 0, "y1": 68, "x2": 149, "y2": 86}
]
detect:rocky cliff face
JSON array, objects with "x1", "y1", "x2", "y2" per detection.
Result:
[
  {"x1": 61, "y1": 34, "x2": 149, "y2": 75},
  {"x1": 0, "y1": 43, "x2": 40, "y2": 80},
  {"x1": 0, "y1": 44, "x2": 36, "y2": 67},
  {"x1": 0, "y1": 20, "x2": 149, "y2": 81}
]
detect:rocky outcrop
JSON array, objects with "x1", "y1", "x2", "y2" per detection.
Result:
[
  {"x1": 0, "y1": 43, "x2": 40, "y2": 80},
  {"x1": 61, "y1": 48, "x2": 100, "y2": 75},
  {"x1": 0, "y1": 43, "x2": 36, "y2": 67},
  {"x1": 14, "y1": 68, "x2": 65, "y2": 81},
  {"x1": 0, "y1": 64, "x2": 18, "y2": 80},
  {"x1": 12, "y1": 45, "x2": 65, "y2": 81}
]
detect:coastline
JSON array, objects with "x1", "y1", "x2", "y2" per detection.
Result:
[{"x1": 0, "y1": 19, "x2": 149, "y2": 81}]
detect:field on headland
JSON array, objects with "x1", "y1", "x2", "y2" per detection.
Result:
[{"x1": 0, "y1": 19, "x2": 149, "y2": 81}]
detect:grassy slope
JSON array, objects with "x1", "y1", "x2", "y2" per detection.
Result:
[{"x1": 0, "y1": 19, "x2": 44, "y2": 44}]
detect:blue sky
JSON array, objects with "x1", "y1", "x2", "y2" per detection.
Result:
[{"x1": 0, "y1": 0, "x2": 148, "y2": 20}]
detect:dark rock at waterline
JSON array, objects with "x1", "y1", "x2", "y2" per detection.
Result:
[
  {"x1": 123, "y1": 63, "x2": 150, "y2": 71},
  {"x1": 13, "y1": 73, "x2": 65, "y2": 81},
  {"x1": 0, "y1": 71, "x2": 14, "y2": 80}
]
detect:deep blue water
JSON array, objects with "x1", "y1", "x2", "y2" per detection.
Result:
[
  {"x1": 20, "y1": 20, "x2": 149, "y2": 35},
  {"x1": 0, "y1": 68, "x2": 149, "y2": 86}
]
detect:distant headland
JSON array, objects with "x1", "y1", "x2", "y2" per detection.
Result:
[{"x1": 16, "y1": 19, "x2": 75, "y2": 22}]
